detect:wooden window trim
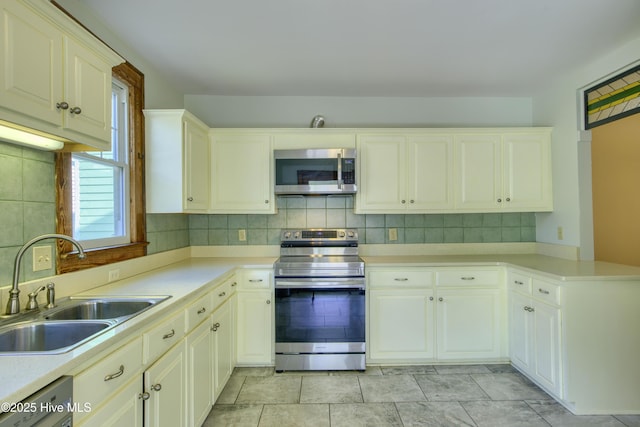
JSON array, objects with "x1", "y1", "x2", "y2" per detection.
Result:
[{"x1": 55, "y1": 62, "x2": 147, "y2": 273}]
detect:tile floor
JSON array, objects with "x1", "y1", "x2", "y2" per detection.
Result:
[{"x1": 203, "y1": 364, "x2": 640, "y2": 427}]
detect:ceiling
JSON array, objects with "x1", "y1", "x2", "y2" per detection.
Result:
[{"x1": 78, "y1": 0, "x2": 640, "y2": 97}]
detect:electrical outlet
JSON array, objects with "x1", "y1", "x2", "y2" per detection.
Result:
[
  {"x1": 388, "y1": 228, "x2": 398, "y2": 241},
  {"x1": 238, "y1": 229, "x2": 247, "y2": 241},
  {"x1": 557, "y1": 226, "x2": 564, "y2": 240},
  {"x1": 108, "y1": 269, "x2": 120, "y2": 282},
  {"x1": 33, "y1": 246, "x2": 52, "y2": 271}
]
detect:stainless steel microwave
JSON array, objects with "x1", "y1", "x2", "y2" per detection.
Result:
[{"x1": 274, "y1": 148, "x2": 357, "y2": 195}]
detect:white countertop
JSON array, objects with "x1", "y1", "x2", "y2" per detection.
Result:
[
  {"x1": 0, "y1": 257, "x2": 274, "y2": 405},
  {"x1": 2, "y1": 251, "x2": 640, "y2": 405}
]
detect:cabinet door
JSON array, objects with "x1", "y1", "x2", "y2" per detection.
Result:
[
  {"x1": 532, "y1": 302, "x2": 562, "y2": 396},
  {"x1": 407, "y1": 135, "x2": 454, "y2": 210},
  {"x1": 210, "y1": 133, "x2": 273, "y2": 213},
  {"x1": 503, "y1": 132, "x2": 552, "y2": 211},
  {"x1": 369, "y1": 289, "x2": 435, "y2": 360},
  {"x1": 356, "y1": 135, "x2": 406, "y2": 212},
  {"x1": 144, "y1": 341, "x2": 187, "y2": 427},
  {"x1": 454, "y1": 134, "x2": 502, "y2": 210},
  {"x1": 77, "y1": 378, "x2": 142, "y2": 427},
  {"x1": 0, "y1": 1, "x2": 63, "y2": 126},
  {"x1": 183, "y1": 119, "x2": 210, "y2": 211},
  {"x1": 64, "y1": 36, "x2": 112, "y2": 144},
  {"x1": 236, "y1": 290, "x2": 273, "y2": 365},
  {"x1": 186, "y1": 320, "x2": 213, "y2": 427},
  {"x1": 436, "y1": 288, "x2": 503, "y2": 360},
  {"x1": 509, "y1": 292, "x2": 532, "y2": 371},
  {"x1": 211, "y1": 302, "x2": 233, "y2": 401}
]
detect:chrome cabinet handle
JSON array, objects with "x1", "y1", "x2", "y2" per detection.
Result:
[
  {"x1": 524, "y1": 306, "x2": 535, "y2": 312},
  {"x1": 231, "y1": 282, "x2": 237, "y2": 287},
  {"x1": 439, "y1": 297, "x2": 443, "y2": 302},
  {"x1": 69, "y1": 106, "x2": 82, "y2": 115},
  {"x1": 151, "y1": 384, "x2": 162, "y2": 391},
  {"x1": 461, "y1": 277, "x2": 475, "y2": 281},
  {"x1": 267, "y1": 300, "x2": 271, "y2": 304},
  {"x1": 211, "y1": 322, "x2": 221, "y2": 332},
  {"x1": 249, "y1": 279, "x2": 263, "y2": 283},
  {"x1": 162, "y1": 329, "x2": 175, "y2": 339},
  {"x1": 514, "y1": 280, "x2": 524, "y2": 285},
  {"x1": 410, "y1": 200, "x2": 415, "y2": 203},
  {"x1": 187, "y1": 197, "x2": 194, "y2": 202},
  {"x1": 265, "y1": 200, "x2": 269, "y2": 204},
  {"x1": 197, "y1": 307, "x2": 206, "y2": 315},
  {"x1": 497, "y1": 198, "x2": 502, "y2": 202},
  {"x1": 56, "y1": 102, "x2": 69, "y2": 110},
  {"x1": 138, "y1": 392, "x2": 150, "y2": 400},
  {"x1": 506, "y1": 197, "x2": 511, "y2": 202},
  {"x1": 401, "y1": 200, "x2": 406, "y2": 204},
  {"x1": 104, "y1": 365, "x2": 124, "y2": 382},
  {"x1": 218, "y1": 291, "x2": 226, "y2": 297},
  {"x1": 429, "y1": 296, "x2": 434, "y2": 301},
  {"x1": 538, "y1": 288, "x2": 550, "y2": 295},
  {"x1": 394, "y1": 278, "x2": 409, "y2": 281}
]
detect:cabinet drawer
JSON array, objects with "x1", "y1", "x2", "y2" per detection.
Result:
[
  {"x1": 508, "y1": 271, "x2": 532, "y2": 294},
  {"x1": 368, "y1": 269, "x2": 434, "y2": 288},
  {"x1": 74, "y1": 337, "x2": 143, "y2": 421},
  {"x1": 532, "y1": 279, "x2": 560, "y2": 305},
  {"x1": 185, "y1": 292, "x2": 213, "y2": 333},
  {"x1": 212, "y1": 280, "x2": 232, "y2": 310},
  {"x1": 240, "y1": 269, "x2": 271, "y2": 289},
  {"x1": 436, "y1": 269, "x2": 501, "y2": 286},
  {"x1": 144, "y1": 311, "x2": 186, "y2": 363}
]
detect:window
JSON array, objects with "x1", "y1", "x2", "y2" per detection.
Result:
[
  {"x1": 56, "y1": 62, "x2": 146, "y2": 273},
  {"x1": 71, "y1": 80, "x2": 130, "y2": 248}
]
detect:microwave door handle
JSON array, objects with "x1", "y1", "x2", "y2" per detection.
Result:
[{"x1": 337, "y1": 151, "x2": 343, "y2": 189}]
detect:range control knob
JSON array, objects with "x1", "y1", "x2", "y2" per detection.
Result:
[
  {"x1": 283, "y1": 231, "x2": 291, "y2": 239},
  {"x1": 338, "y1": 230, "x2": 346, "y2": 238},
  {"x1": 347, "y1": 231, "x2": 355, "y2": 238},
  {"x1": 293, "y1": 231, "x2": 301, "y2": 239}
]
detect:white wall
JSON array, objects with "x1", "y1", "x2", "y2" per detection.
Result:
[
  {"x1": 532, "y1": 35, "x2": 640, "y2": 259},
  {"x1": 184, "y1": 95, "x2": 533, "y2": 128},
  {"x1": 55, "y1": 0, "x2": 184, "y2": 109}
]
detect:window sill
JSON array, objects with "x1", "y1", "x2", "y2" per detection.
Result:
[{"x1": 57, "y1": 241, "x2": 148, "y2": 274}]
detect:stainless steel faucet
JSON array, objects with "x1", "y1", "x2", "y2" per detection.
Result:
[{"x1": 5, "y1": 234, "x2": 86, "y2": 316}]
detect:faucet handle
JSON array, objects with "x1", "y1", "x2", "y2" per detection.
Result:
[{"x1": 25, "y1": 285, "x2": 46, "y2": 311}]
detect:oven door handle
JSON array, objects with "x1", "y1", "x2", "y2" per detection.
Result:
[{"x1": 275, "y1": 279, "x2": 365, "y2": 290}]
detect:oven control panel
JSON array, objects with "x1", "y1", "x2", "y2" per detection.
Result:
[{"x1": 281, "y1": 228, "x2": 358, "y2": 241}]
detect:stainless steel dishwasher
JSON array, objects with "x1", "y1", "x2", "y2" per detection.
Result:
[{"x1": 0, "y1": 376, "x2": 73, "y2": 427}]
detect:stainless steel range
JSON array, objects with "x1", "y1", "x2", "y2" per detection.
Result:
[{"x1": 274, "y1": 228, "x2": 365, "y2": 372}]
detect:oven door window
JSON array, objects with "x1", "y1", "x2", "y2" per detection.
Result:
[{"x1": 275, "y1": 288, "x2": 365, "y2": 343}]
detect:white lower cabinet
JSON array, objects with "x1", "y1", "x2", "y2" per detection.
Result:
[
  {"x1": 143, "y1": 340, "x2": 188, "y2": 427},
  {"x1": 77, "y1": 377, "x2": 143, "y2": 427},
  {"x1": 368, "y1": 267, "x2": 505, "y2": 364},
  {"x1": 236, "y1": 269, "x2": 274, "y2": 365},
  {"x1": 186, "y1": 318, "x2": 213, "y2": 427},
  {"x1": 435, "y1": 287, "x2": 503, "y2": 360},
  {"x1": 508, "y1": 270, "x2": 562, "y2": 398},
  {"x1": 212, "y1": 301, "x2": 234, "y2": 400},
  {"x1": 369, "y1": 288, "x2": 435, "y2": 360}
]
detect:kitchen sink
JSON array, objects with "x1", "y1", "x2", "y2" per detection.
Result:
[
  {"x1": 44, "y1": 296, "x2": 169, "y2": 321},
  {"x1": 0, "y1": 295, "x2": 170, "y2": 354},
  {"x1": 0, "y1": 320, "x2": 112, "y2": 353}
]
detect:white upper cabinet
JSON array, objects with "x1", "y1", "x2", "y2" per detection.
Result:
[
  {"x1": 355, "y1": 133, "x2": 454, "y2": 213},
  {"x1": 210, "y1": 131, "x2": 275, "y2": 213},
  {"x1": 145, "y1": 110, "x2": 210, "y2": 213},
  {"x1": 454, "y1": 129, "x2": 553, "y2": 212},
  {"x1": 0, "y1": 0, "x2": 123, "y2": 150}
]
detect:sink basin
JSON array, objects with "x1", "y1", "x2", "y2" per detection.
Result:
[
  {"x1": 0, "y1": 320, "x2": 112, "y2": 353},
  {"x1": 44, "y1": 296, "x2": 170, "y2": 321}
]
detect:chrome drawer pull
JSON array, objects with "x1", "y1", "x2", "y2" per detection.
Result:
[
  {"x1": 138, "y1": 392, "x2": 150, "y2": 401},
  {"x1": 394, "y1": 278, "x2": 409, "y2": 281},
  {"x1": 538, "y1": 288, "x2": 550, "y2": 295},
  {"x1": 249, "y1": 279, "x2": 263, "y2": 283},
  {"x1": 219, "y1": 291, "x2": 226, "y2": 297},
  {"x1": 104, "y1": 365, "x2": 124, "y2": 382},
  {"x1": 151, "y1": 383, "x2": 162, "y2": 392},
  {"x1": 231, "y1": 282, "x2": 237, "y2": 287},
  {"x1": 514, "y1": 280, "x2": 524, "y2": 285},
  {"x1": 461, "y1": 277, "x2": 475, "y2": 280},
  {"x1": 163, "y1": 329, "x2": 175, "y2": 339},
  {"x1": 197, "y1": 307, "x2": 206, "y2": 315}
]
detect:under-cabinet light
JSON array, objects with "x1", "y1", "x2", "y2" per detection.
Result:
[{"x1": 0, "y1": 123, "x2": 64, "y2": 151}]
